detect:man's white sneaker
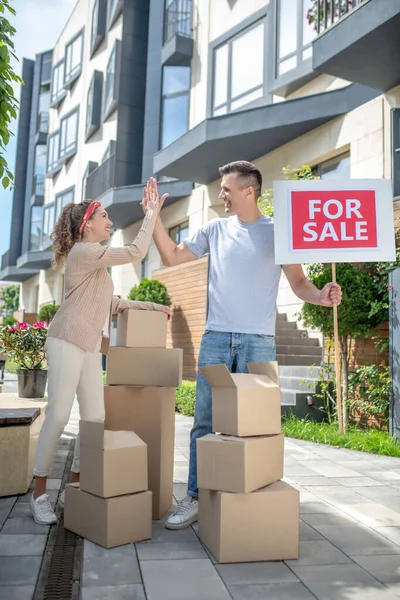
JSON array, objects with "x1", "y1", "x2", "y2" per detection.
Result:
[
  {"x1": 30, "y1": 493, "x2": 58, "y2": 525},
  {"x1": 59, "y1": 490, "x2": 65, "y2": 508},
  {"x1": 165, "y1": 496, "x2": 198, "y2": 530}
]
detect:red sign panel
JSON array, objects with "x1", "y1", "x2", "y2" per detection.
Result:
[{"x1": 291, "y1": 190, "x2": 378, "y2": 251}]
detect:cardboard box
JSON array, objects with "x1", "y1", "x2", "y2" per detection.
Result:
[
  {"x1": 104, "y1": 385, "x2": 175, "y2": 519},
  {"x1": 64, "y1": 483, "x2": 152, "y2": 548},
  {"x1": 107, "y1": 347, "x2": 183, "y2": 387},
  {"x1": 116, "y1": 310, "x2": 168, "y2": 348},
  {"x1": 79, "y1": 421, "x2": 148, "y2": 498},
  {"x1": 198, "y1": 481, "x2": 299, "y2": 563},
  {"x1": 197, "y1": 433, "x2": 284, "y2": 493},
  {"x1": 200, "y1": 362, "x2": 281, "y2": 437}
]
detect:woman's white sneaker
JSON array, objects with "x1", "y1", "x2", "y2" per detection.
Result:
[
  {"x1": 165, "y1": 496, "x2": 198, "y2": 530},
  {"x1": 59, "y1": 490, "x2": 65, "y2": 508},
  {"x1": 30, "y1": 493, "x2": 58, "y2": 525}
]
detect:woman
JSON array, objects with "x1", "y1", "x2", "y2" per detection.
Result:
[{"x1": 31, "y1": 184, "x2": 170, "y2": 525}]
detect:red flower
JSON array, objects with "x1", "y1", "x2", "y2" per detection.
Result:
[
  {"x1": 16, "y1": 322, "x2": 28, "y2": 330},
  {"x1": 33, "y1": 321, "x2": 46, "y2": 328}
]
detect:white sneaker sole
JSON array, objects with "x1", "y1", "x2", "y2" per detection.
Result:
[
  {"x1": 165, "y1": 514, "x2": 198, "y2": 530},
  {"x1": 31, "y1": 511, "x2": 57, "y2": 525}
]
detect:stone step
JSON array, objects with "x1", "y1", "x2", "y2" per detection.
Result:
[
  {"x1": 276, "y1": 313, "x2": 287, "y2": 321},
  {"x1": 277, "y1": 354, "x2": 320, "y2": 366},
  {"x1": 279, "y1": 375, "x2": 319, "y2": 393},
  {"x1": 279, "y1": 365, "x2": 324, "y2": 379},
  {"x1": 276, "y1": 335, "x2": 319, "y2": 346},
  {"x1": 275, "y1": 320, "x2": 298, "y2": 330},
  {"x1": 275, "y1": 327, "x2": 307, "y2": 338},
  {"x1": 276, "y1": 344, "x2": 322, "y2": 357}
]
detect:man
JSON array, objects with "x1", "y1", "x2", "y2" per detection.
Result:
[{"x1": 143, "y1": 161, "x2": 342, "y2": 530}]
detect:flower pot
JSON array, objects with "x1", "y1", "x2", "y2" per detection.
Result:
[{"x1": 16, "y1": 369, "x2": 47, "y2": 399}]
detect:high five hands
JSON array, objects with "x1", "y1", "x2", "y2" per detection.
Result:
[{"x1": 141, "y1": 177, "x2": 169, "y2": 215}]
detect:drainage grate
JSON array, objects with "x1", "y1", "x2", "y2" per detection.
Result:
[{"x1": 34, "y1": 439, "x2": 83, "y2": 600}]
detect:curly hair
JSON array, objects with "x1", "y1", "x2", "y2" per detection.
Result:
[{"x1": 51, "y1": 200, "x2": 94, "y2": 268}]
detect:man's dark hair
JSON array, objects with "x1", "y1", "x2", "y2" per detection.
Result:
[{"x1": 219, "y1": 160, "x2": 262, "y2": 200}]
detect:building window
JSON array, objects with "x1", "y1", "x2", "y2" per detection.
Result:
[
  {"x1": 35, "y1": 145, "x2": 47, "y2": 178},
  {"x1": 212, "y1": 20, "x2": 265, "y2": 116},
  {"x1": 86, "y1": 71, "x2": 103, "y2": 141},
  {"x1": 313, "y1": 153, "x2": 350, "y2": 180},
  {"x1": 108, "y1": 0, "x2": 123, "y2": 28},
  {"x1": 47, "y1": 130, "x2": 60, "y2": 174},
  {"x1": 161, "y1": 66, "x2": 190, "y2": 148},
  {"x1": 91, "y1": 0, "x2": 106, "y2": 56},
  {"x1": 102, "y1": 140, "x2": 116, "y2": 163},
  {"x1": 276, "y1": 0, "x2": 316, "y2": 77},
  {"x1": 169, "y1": 220, "x2": 189, "y2": 244},
  {"x1": 41, "y1": 52, "x2": 52, "y2": 84},
  {"x1": 104, "y1": 42, "x2": 120, "y2": 119},
  {"x1": 30, "y1": 206, "x2": 43, "y2": 251},
  {"x1": 42, "y1": 202, "x2": 55, "y2": 240},
  {"x1": 82, "y1": 161, "x2": 98, "y2": 200},
  {"x1": 50, "y1": 60, "x2": 66, "y2": 106},
  {"x1": 64, "y1": 29, "x2": 84, "y2": 87},
  {"x1": 56, "y1": 187, "x2": 75, "y2": 220},
  {"x1": 392, "y1": 109, "x2": 400, "y2": 199},
  {"x1": 59, "y1": 108, "x2": 79, "y2": 163}
]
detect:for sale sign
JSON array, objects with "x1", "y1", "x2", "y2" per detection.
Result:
[{"x1": 273, "y1": 179, "x2": 396, "y2": 264}]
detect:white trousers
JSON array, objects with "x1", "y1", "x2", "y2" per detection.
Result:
[{"x1": 33, "y1": 337, "x2": 105, "y2": 477}]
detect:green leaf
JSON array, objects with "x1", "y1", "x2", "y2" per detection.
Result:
[{"x1": 2, "y1": 176, "x2": 10, "y2": 189}]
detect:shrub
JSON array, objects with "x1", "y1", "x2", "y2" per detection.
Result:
[
  {"x1": 176, "y1": 380, "x2": 196, "y2": 416},
  {"x1": 0, "y1": 322, "x2": 48, "y2": 370},
  {"x1": 3, "y1": 316, "x2": 16, "y2": 327},
  {"x1": 37, "y1": 304, "x2": 59, "y2": 323},
  {"x1": 348, "y1": 363, "x2": 391, "y2": 425},
  {"x1": 128, "y1": 278, "x2": 172, "y2": 306}
]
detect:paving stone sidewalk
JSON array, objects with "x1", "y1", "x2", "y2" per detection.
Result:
[{"x1": 2, "y1": 372, "x2": 400, "y2": 599}]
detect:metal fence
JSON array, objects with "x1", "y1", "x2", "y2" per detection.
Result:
[
  {"x1": 163, "y1": 0, "x2": 192, "y2": 44},
  {"x1": 316, "y1": 0, "x2": 367, "y2": 34}
]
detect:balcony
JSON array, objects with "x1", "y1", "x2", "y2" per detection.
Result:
[
  {"x1": 162, "y1": 0, "x2": 193, "y2": 66},
  {"x1": 16, "y1": 251, "x2": 53, "y2": 271},
  {"x1": 31, "y1": 174, "x2": 45, "y2": 206},
  {"x1": 35, "y1": 111, "x2": 48, "y2": 144},
  {"x1": 85, "y1": 153, "x2": 116, "y2": 201},
  {"x1": 312, "y1": 0, "x2": 400, "y2": 91},
  {"x1": 0, "y1": 249, "x2": 39, "y2": 282},
  {"x1": 154, "y1": 83, "x2": 379, "y2": 184}
]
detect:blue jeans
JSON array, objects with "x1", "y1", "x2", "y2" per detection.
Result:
[{"x1": 187, "y1": 331, "x2": 277, "y2": 498}]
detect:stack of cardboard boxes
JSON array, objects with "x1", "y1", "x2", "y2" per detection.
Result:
[
  {"x1": 104, "y1": 310, "x2": 183, "y2": 520},
  {"x1": 64, "y1": 421, "x2": 152, "y2": 548},
  {"x1": 197, "y1": 361, "x2": 299, "y2": 563}
]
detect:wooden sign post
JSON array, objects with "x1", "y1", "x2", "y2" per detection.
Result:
[{"x1": 273, "y1": 179, "x2": 396, "y2": 434}]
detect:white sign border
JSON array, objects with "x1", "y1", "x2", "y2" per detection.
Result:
[{"x1": 273, "y1": 179, "x2": 396, "y2": 265}]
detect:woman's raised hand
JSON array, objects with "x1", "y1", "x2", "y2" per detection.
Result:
[{"x1": 141, "y1": 177, "x2": 169, "y2": 214}]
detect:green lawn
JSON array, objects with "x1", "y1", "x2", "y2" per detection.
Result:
[{"x1": 282, "y1": 415, "x2": 400, "y2": 458}]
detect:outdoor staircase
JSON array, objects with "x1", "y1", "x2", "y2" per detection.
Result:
[{"x1": 276, "y1": 313, "x2": 326, "y2": 421}]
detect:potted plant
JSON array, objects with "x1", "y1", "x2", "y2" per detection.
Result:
[{"x1": 0, "y1": 321, "x2": 48, "y2": 398}]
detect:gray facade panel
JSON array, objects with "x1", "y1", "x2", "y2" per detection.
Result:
[
  {"x1": 22, "y1": 55, "x2": 43, "y2": 256},
  {"x1": 8, "y1": 59, "x2": 35, "y2": 265},
  {"x1": 116, "y1": 0, "x2": 149, "y2": 187},
  {"x1": 142, "y1": 0, "x2": 164, "y2": 181}
]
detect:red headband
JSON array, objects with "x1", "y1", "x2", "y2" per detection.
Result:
[{"x1": 78, "y1": 201, "x2": 101, "y2": 236}]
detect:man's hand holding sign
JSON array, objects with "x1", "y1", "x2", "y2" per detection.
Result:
[{"x1": 274, "y1": 179, "x2": 396, "y2": 434}]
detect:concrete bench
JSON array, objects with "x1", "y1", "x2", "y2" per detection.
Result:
[{"x1": 0, "y1": 395, "x2": 48, "y2": 497}]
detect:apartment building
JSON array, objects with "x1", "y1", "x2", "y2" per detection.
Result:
[{"x1": 1, "y1": 0, "x2": 400, "y2": 323}]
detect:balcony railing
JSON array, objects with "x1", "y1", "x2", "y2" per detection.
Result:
[
  {"x1": 85, "y1": 153, "x2": 116, "y2": 200},
  {"x1": 163, "y1": 0, "x2": 192, "y2": 44},
  {"x1": 316, "y1": 0, "x2": 367, "y2": 34},
  {"x1": 32, "y1": 174, "x2": 45, "y2": 199},
  {"x1": 36, "y1": 111, "x2": 49, "y2": 135},
  {"x1": 1, "y1": 251, "x2": 10, "y2": 271}
]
